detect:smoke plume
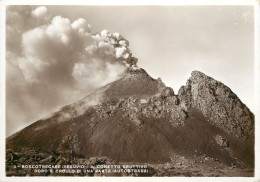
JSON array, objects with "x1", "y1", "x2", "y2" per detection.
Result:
[{"x1": 6, "y1": 6, "x2": 138, "y2": 136}]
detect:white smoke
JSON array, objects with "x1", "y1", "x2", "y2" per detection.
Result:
[
  {"x1": 16, "y1": 9, "x2": 137, "y2": 85},
  {"x1": 88, "y1": 29, "x2": 138, "y2": 66},
  {"x1": 6, "y1": 6, "x2": 139, "y2": 136}
]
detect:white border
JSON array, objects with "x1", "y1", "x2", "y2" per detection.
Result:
[
  {"x1": 0, "y1": 0, "x2": 258, "y2": 6},
  {"x1": 0, "y1": 0, "x2": 6, "y2": 181},
  {"x1": 254, "y1": 0, "x2": 260, "y2": 181},
  {"x1": 0, "y1": 0, "x2": 259, "y2": 182}
]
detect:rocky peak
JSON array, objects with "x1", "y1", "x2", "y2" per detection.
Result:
[
  {"x1": 122, "y1": 67, "x2": 165, "y2": 87},
  {"x1": 124, "y1": 67, "x2": 150, "y2": 76},
  {"x1": 190, "y1": 70, "x2": 207, "y2": 79},
  {"x1": 178, "y1": 70, "x2": 254, "y2": 139},
  {"x1": 97, "y1": 67, "x2": 167, "y2": 102}
]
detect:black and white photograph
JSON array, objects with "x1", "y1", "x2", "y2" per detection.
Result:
[{"x1": 1, "y1": 1, "x2": 259, "y2": 181}]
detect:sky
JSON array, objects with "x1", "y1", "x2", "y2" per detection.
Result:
[{"x1": 6, "y1": 5, "x2": 255, "y2": 137}]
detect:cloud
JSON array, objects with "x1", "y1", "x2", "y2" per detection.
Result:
[
  {"x1": 18, "y1": 13, "x2": 138, "y2": 84},
  {"x1": 19, "y1": 15, "x2": 93, "y2": 84},
  {"x1": 6, "y1": 6, "x2": 138, "y2": 136},
  {"x1": 6, "y1": 6, "x2": 52, "y2": 54},
  {"x1": 31, "y1": 6, "x2": 48, "y2": 18},
  {"x1": 72, "y1": 60, "x2": 126, "y2": 89},
  {"x1": 46, "y1": 16, "x2": 72, "y2": 44},
  {"x1": 71, "y1": 18, "x2": 91, "y2": 33},
  {"x1": 18, "y1": 56, "x2": 49, "y2": 83}
]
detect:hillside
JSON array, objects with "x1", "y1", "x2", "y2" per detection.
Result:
[{"x1": 6, "y1": 68, "x2": 255, "y2": 176}]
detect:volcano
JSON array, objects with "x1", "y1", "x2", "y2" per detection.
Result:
[{"x1": 6, "y1": 68, "x2": 254, "y2": 177}]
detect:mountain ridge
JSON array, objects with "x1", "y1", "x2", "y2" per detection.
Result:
[
  {"x1": 178, "y1": 70, "x2": 254, "y2": 139},
  {"x1": 6, "y1": 68, "x2": 255, "y2": 173}
]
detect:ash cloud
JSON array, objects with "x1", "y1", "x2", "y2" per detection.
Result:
[{"x1": 6, "y1": 6, "x2": 138, "y2": 136}]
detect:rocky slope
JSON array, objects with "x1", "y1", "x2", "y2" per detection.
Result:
[
  {"x1": 6, "y1": 148, "x2": 253, "y2": 177},
  {"x1": 178, "y1": 71, "x2": 254, "y2": 139},
  {"x1": 6, "y1": 68, "x2": 254, "y2": 176}
]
